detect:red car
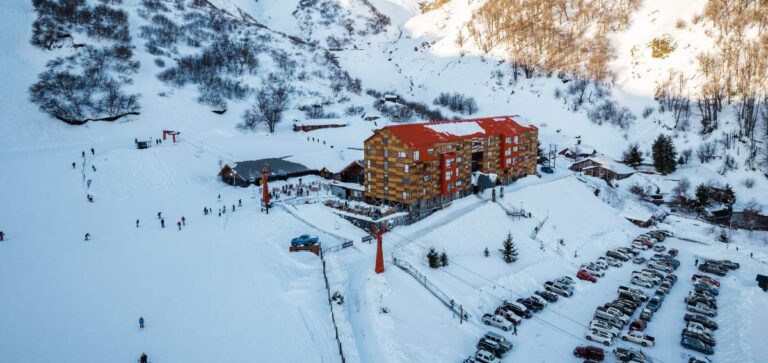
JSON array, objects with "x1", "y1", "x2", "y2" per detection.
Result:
[
  {"x1": 629, "y1": 319, "x2": 647, "y2": 332},
  {"x1": 573, "y1": 345, "x2": 605, "y2": 361},
  {"x1": 668, "y1": 248, "x2": 679, "y2": 257},
  {"x1": 577, "y1": 269, "x2": 597, "y2": 283},
  {"x1": 692, "y1": 274, "x2": 720, "y2": 287}
]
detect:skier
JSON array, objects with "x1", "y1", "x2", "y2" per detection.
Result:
[
  {"x1": 181, "y1": 216, "x2": 186, "y2": 226},
  {"x1": 139, "y1": 316, "x2": 144, "y2": 329},
  {"x1": 203, "y1": 207, "x2": 208, "y2": 215},
  {"x1": 157, "y1": 212, "x2": 162, "y2": 220},
  {"x1": 139, "y1": 353, "x2": 148, "y2": 363},
  {"x1": 217, "y1": 194, "x2": 221, "y2": 201},
  {"x1": 84, "y1": 233, "x2": 91, "y2": 241},
  {"x1": 136, "y1": 219, "x2": 140, "y2": 228},
  {"x1": 0, "y1": 230, "x2": 4, "y2": 241},
  {"x1": 72, "y1": 162, "x2": 76, "y2": 169},
  {"x1": 160, "y1": 219, "x2": 165, "y2": 228},
  {"x1": 695, "y1": 258, "x2": 699, "y2": 266},
  {"x1": 87, "y1": 194, "x2": 94, "y2": 203},
  {"x1": 218, "y1": 211, "x2": 221, "y2": 217},
  {"x1": 90, "y1": 147, "x2": 94, "y2": 155},
  {"x1": 81, "y1": 151, "x2": 85, "y2": 158},
  {"x1": 177, "y1": 221, "x2": 181, "y2": 230},
  {"x1": 238, "y1": 199, "x2": 242, "y2": 207},
  {"x1": 232, "y1": 204, "x2": 236, "y2": 212},
  {"x1": 92, "y1": 165, "x2": 97, "y2": 172}
]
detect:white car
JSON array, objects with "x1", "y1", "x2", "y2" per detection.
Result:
[
  {"x1": 632, "y1": 271, "x2": 660, "y2": 285},
  {"x1": 687, "y1": 303, "x2": 717, "y2": 317},
  {"x1": 589, "y1": 320, "x2": 620, "y2": 337},
  {"x1": 621, "y1": 330, "x2": 656, "y2": 347},
  {"x1": 593, "y1": 260, "x2": 609, "y2": 270},
  {"x1": 685, "y1": 323, "x2": 714, "y2": 336},
  {"x1": 475, "y1": 349, "x2": 499, "y2": 363},
  {"x1": 530, "y1": 294, "x2": 548, "y2": 307},
  {"x1": 605, "y1": 257, "x2": 623, "y2": 267},
  {"x1": 631, "y1": 277, "x2": 653, "y2": 288},
  {"x1": 583, "y1": 265, "x2": 605, "y2": 277},
  {"x1": 482, "y1": 314, "x2": 513, "y2": 331},
  {"x1": 586, "y1": 329, "x2": 614, "y2": 346}
]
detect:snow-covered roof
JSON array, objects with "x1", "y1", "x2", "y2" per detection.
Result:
[
  {"x1": 425, "y1": 122, "x2": 484, "y2": 136},
  {"x1": 621, "y1": 203, "x2": 654, "y2": 221},
  {"x1": 330, "y1": 181, "x2": 364, "y2": 191},
  {"x1": 577, "y1": 157, "x2": 635, "y2": 175}
]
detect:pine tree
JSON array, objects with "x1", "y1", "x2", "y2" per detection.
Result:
[
  {"x1": 427, "y1": 248, "x2": 440, "y2": 268},
  {"x1": 439, "y1": 251, "x2": 448, "y2": 267},
  {"x1": 722, "y1": 184, "x2": 736, "y2": 209},
  {"x1": 622, "y1": 143, "x2": 644, "y2": 169},
  {"x1": 484, "y1": 247, "x2": 490, "y2": 257},
  {"x1": 652, "y1": 134, "x2": 677, "y2": 175},
  {"x1": 501, "y1": 232, "x2": 518, "y2": 263},
  {"x1": 695, "y1": 184, "x2": 710, "y2": 209}
]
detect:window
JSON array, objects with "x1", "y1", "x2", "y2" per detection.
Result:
[
  {"x1": 383, "y1": 137, "x2": 388, "y2": 145},
  {"x1": 367, "y1": 160, "x2": 371, "y2": 168},
  {"x1": 513, "y1": 146, "x2": 518, "y2": 152},
  {"x1": 383, "y1": 175, "x2": 389, "y2": 184},
  {"x1": 366, "y1": 147, "x2": 371, "y2": 156},
  {"x1": 367, "y1": 185, "x2": 371, "y2": 192},
  {"x1": 448, "y1": 182, "x2": 455, "y2": 190},
  {"x1": 457, "y1": 180, "x2": 463, "y2": 186},
  {"x1": 506, "y1": 158, "x2": 511, "y2": 165},
  {"x1": 404, "y1": 164, "x2": 409, "y2": 173},
  {"x1": 384, "y1": 186, "x2": 388, "y2": 194},
  {"x1": 403, "y1": 177, "x2": 409, "y2": 184},
  {"x1": 505, "y1": 149, "x2": 511, "y2": 156},
  {"x1": 367, "y1": 172, "x2": 371, "y2": 180},
  {"x1": 397, "y1": 151, "x2": 406, "y2": 158},
  {"x1": 447, "y1": 145, "x2": 452, "y2": 150},
  {"x1": 513, "y1": 157, "x2": 518, "y2": 163},
  {"x1": 414, "y1": 151, "x2": 420, "y2": 161},
  {"x1": 402, "y1": 192, "x2": 407, "y2": 200},
  {"x1": 505, "y1": 136, "x2": 512, "y2": 144},
  {"x1": 514, "y1": 136, "x2": 519, "y2": 143},
  {"x1": 457, "y1": 157, "x2": 462, "y2": 162},
  {"x1": 446, "y1": 159, "x2": 452, "y2": 167},
  {"x1": 455, "y1": 167, "x2": 459, "y2": 176},
  {"x1": 427, "y1": 148, "x2": 434, "y2": 155},
  {"x1": 383, "y1": 149, "x2": 389, "y2": 157},
  {"x1": 423, "y1": 175, "x2": 430, "y2": 182},
  {"x1": 383, "y1": 161, "x2": 388, "y2": 170},
  {"x1": 445, "y1": 171, "x2": 452, "y2": 179}
]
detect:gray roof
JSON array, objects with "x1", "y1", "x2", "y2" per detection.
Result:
[{"x1": 232, "y1": 158, "x2": 311, "y2": 180}]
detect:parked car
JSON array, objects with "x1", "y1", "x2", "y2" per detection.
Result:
[
  {"x1": 494, "y1": 307, "x2": 521, "y2": 326},
  {"x1": 698, "y1": 263, "x2": 727, "y2": 277},
  {"x1": 578, "y1": 269, "x2": 598, "y2": 283},
  {"x1": 477, "y1": 338, "x2": 508, "y2": 358},
  {"x1": 648, "y1": 295, "x2": 664, "y2": 312},
  {"x1": 668, "y1": 248, "x2": 678, "y2": 257},
  {"x1": 545, "y1": 281, "x2": 573, "y2": 297},
  {"x1": 516, "y1": 297, "x2": 543, "y2": 312},
  {"x1": 682, "y1": 328, "x2": 716, "y2": 347},
  {"x1": 681, "y1": 336, "x2": 714, "y2": 355},
  {"x1": 686, "y1": 321, "x2": 714, "y2": 335},
  {"x1": 684, "y1": 313, "x2": 718, "y2": 330},
  {"x1": 632, "y1": 256, "x2": 646, "y2": 265},
  {"x1": 290, "y1": 234, "x2": 319, "y2": 246},
  {"x1": 535, "y1": 290, "x2": 558, "y2": 303},
  {"x1": 597, "y1": 306, "x2": 629, "y2": 324},
  {"x1": 618, "y1": 286, "x2": 649, "y2": 301},
  {"x1": 530, "y1": 294, "x2": 549, "y2": 307},
  {"x1": 621, "y1": 330, "x2": 656, "y2": 347},
  {"x1": 586, "y1": 329, "x2": 614, "y2": 346},
  {"x1": 617, "y1": 247, "x2": 640, "y2": 256},
  {"x1": 483, "y1": 331, "x2": 513, "y2": 351},
  {"x1": 593, "y1": 311, "x2": 623, "y2": 329},
  {"x1": 652, "y1": 245, "x2": 666, "y2": 252},
  {"x1": 606, "y1": 302, "x2": 634, "y2": 316},
  {"x1": 605, "y1": 257, "x2": 623, "y2": 267},
  {"x1": 629, "y1": 319, "x2": 647, "y2": 332},
  {"x1": 694, "y1": 282, "x2": 719, "y2": 296},
  {"x1": 639, "y1": 308, "x2": 653, "y2": 322},
  {"x1": 589, "y1": 320, "x2": 620, "y2": 337},
  {"x1": 482, "y1": 314, "x2": 513, "y2": 331},
  {"x1": 686, "y1": 294, "x2": 717, "y2": 310},
  {"x1": 631, "y1": 277, "x2": 654, "y2": 288},
  {"x1": 582, "y1": 265, "x2": 606, "y2": 277},
  {"x1": 707, "y1": 259, "x2": 740, "y2": 270},
  {"x1": 613, "y1": 347, "x2": 646, "y2": 362},
  {"x1": 607, "y1": 250, "x2": 630, "y2": 262},
  {"x1": 648, "y1": 262, "x2": 673, "y2": 273},
  {"x1": 686, "y1": 302, "x2": 717, "y2": 317},
  {"x1": 692, "y1": 274, "x2": 720, "y2": 287},
  {"x1": 502, "y1": 301, "x2": 533, "y2": 318},
  {"x1": 474, "y1": 349, "x2": 500, "y2": 363},
  {"x1": 573, "y1": 345, "x2": 605, "y2": 361},
  {"x1": 632, "y1": 271, "x2": 660, "y2": 285}
]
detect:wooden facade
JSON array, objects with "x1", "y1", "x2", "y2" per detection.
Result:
[{"x1": 363, "y1": 117, "x2": 538, "y2": 213}]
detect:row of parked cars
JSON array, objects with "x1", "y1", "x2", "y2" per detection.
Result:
[
  {"x1": 574, "y1": 230, "x2": 674, "y2": 362},
  {"x1": 681, "y1": 270, "x2": 727, "y2": 356},
  {"x1": 469, "y1": 276, "x2": 571, "y2": 362}
]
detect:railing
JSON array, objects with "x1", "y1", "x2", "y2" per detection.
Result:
[
  {"x1": 319, "y1": 249, "x2": 346, "y2": 363},
  {"x1": 392, "y1": 257, "x2": 470, "y2": 321}
]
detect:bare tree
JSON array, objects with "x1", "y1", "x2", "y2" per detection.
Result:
[{"x1": 244, "y1": 77, "x2": 292, "y2": 133}]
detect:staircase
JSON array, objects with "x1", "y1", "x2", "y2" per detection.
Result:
[{"x1": 392, "y1": 257, "x2": 470, "y2": 321}]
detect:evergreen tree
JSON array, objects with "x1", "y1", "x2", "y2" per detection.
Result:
[
  {"x1": 652, "y1": 134, "x2": 677, "y2": 175},
  {"x1": 722, "y1": 184, "x2": 736, "y2": 209},
  {"x1": 439, "y1": 251, "x2": 448, "y2": 267},
  {"x1": 484, "y1": 247, "x2": 490, "y2": 257},
  {"x1": 695, "y1": 184, "x2": 710, "y2": 209},
  {"x1": 622, "y1": 143, "x2": 644, "y2": 169},
  {"x1": 427, "y1": 248, "x2": 440, "y2": 268},
  {"x1": 501, "y1": 232, "x2": 518, "y2": 263}
]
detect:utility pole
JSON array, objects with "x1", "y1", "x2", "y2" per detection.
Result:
[{"x1": 261, "y1": 164, "x2": 271, "y2": 214}]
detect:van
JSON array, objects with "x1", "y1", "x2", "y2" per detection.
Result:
[{"x1": 483, "y1": 331, "x2": 514, "y2": 351}]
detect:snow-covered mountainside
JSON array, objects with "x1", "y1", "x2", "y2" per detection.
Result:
[{"x1": 1, "y1": 1, "x2": 767, "y2": 362}]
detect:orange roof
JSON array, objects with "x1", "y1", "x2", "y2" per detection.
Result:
[{"x1": 372, "y1": 116, "x2": 536, "y2": 147}]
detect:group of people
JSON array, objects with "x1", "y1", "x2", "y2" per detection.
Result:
[{"x1": 204, "y1": 196, "x2": 243, "y2": 217}]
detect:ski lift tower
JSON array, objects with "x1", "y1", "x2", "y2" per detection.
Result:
[
  {"x1": 371, "y1": 222, "x2": 388, "y2": 274},
  {"x1": 261, "y1": 164, "x2": 272, "y2": 214}
]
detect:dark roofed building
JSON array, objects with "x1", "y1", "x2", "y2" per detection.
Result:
[{"x1": 219, "y1": 158, "x2": 317, "y2": 187}]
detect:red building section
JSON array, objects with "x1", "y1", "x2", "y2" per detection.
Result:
[{"x1": 440, "y1": 152, "x2": 457, "y2": 195}]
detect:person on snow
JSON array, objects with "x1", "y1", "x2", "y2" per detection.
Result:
[
  {"x1": 0, "y1": 230, "x2": 5, "y2": 241},
  {"x1": 87, "y1": 194, "x2": 94, "y2": 203},
  {"x1": 160, "y1": 219, "x2": 165, "y2": 228},
  {"x1": 177, "y1": 221, "x2": 181, "y2": 230},
  {"x1": 84, "y1": 233, "x2": 91, "y2": 241},
  {"x1": 157, "y1": 212, "x2": 162, "y2": 220},
  {"x1": 81, "y1": 151, "x2": 85, "y2": 158},
  {"x1": 72, "y1": 162, "x2": 76, "y2": 169},
  {"x1": 139, "y1": 316, "x2": 144, "y2": 329},
  {"x1": 695, "y1": 258, "x2": 699, "y2": 266},
  {"x1": 238, "y1": 199, "x2": 242, "y2": 207},
  {"x1": 181, "y1": 216, "x2": 186, "y2": 226},
  {"x1": 92, "y1": 165, "x2": 97, "y2": 172},
  {"x1": 218, "y1": 211, "x2": 221, "y2": 217},
  {"x1": 203, "y1": 207, "x2": 207, "y2": 216},
  {"x1": 139, "y1": 353, "x2": 148, "y2": 363},
  {"x1": 136, "y1": 219, "x2": 140, "y2": 228},
  {"x1": 217, "y1": 194, "x2": 221, "y2": 201},
  {"x1": 232, "y1": 205, "x2": 236, "y2": 212},
  {"x1": 90, "y1": 147, "x2": 94, "y2": 155}
]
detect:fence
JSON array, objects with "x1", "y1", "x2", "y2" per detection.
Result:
[
  {"x1": 319, "y1": 249, "x2": 346, "y2": 363},
  {"x1": 324, "y1": 240, "x2": 354, "y2": 254},
  {"x1": 392, "y1": 257, "x2": 470, "y2": 321}
]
